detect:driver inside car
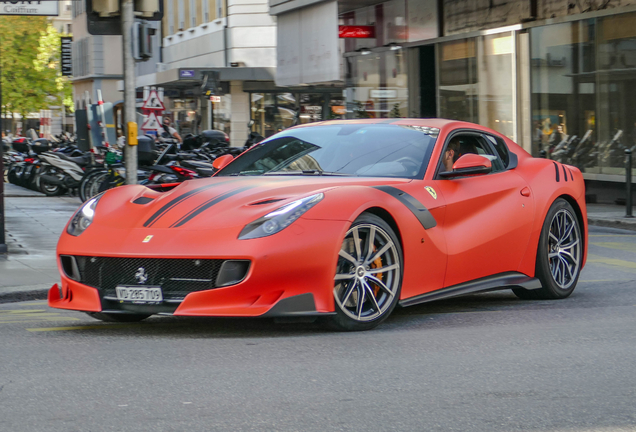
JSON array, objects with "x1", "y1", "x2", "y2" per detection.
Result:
[{"x1": 442, "y1": 137, "x2": 461, "y2": 172}]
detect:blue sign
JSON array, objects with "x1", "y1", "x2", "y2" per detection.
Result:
[{"x1": 180, "y1": 69, "x2": 195, "y2": 78}]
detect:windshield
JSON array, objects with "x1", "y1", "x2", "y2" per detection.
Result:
[{"x1": 217, "y1": 124, "x2": 437, "y2": 179}]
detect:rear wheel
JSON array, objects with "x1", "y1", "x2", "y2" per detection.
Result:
[
  {"x1": 85, "y1": 312, "x2": 151, "y2": 322},
  {"x1": 325, "y1": 213, "x2": 403, "y2": 331},
  {"x1": 513, "y1": 198, "x2": 582, "y2": 300},
  {"x1": 39, "y1": 168, "x2": 67, "y2": 196}
]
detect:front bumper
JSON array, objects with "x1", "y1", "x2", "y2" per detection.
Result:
[{"x1": 48, "y1": 219, "x2": 346, "y2": 317}]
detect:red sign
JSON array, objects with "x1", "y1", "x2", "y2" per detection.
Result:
[{"x1": 339, "y1": 25, "x2": 376, "y2": 39}]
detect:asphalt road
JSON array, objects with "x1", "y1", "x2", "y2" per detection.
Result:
[{"x1": 1, "y1": 225, "x2": 636, "y2": 432}]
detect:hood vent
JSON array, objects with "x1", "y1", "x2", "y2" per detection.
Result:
[
  {"x1": 249, "y1": 198, "x2": 285, "y2": 206},
  {"x1": 133, "y1": 197, "x2": 155, "y2": 205}
]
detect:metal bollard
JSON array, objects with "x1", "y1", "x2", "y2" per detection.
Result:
[{"x1": 626, "y1": 148, "x2": 633, "y2": 218}]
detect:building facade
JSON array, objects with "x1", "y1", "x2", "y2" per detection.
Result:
[{"x1": 269, "y1": 0, "x2": 636, "y2": 186}]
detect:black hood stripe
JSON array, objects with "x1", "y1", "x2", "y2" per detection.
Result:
[
  {"x1": 562, "y1": 165, "x2": 568, "y2": 182},
  {"x1": 553, "y1": 162, "x2": 560, "y2": 182},
  {"x1": 373, "y1": 186, "x2": 437, "y2": 229},
  {"x1": 143, "y1": 181, "x2": 233, "y2": 227},
  {"x1": 171, "y1": 186, "x2": 254, "y2": 228}
]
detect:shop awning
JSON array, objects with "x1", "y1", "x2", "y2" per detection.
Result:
[{"x1": 136, "y1": 67, "x2": 276, "y2": 90}]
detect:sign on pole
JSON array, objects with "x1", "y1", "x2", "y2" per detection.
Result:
[
  {"x1": 0, "y1": 1, "x2": 59, "y2": 16},
  {"x1": 141, "y1": 112, "x2": 161, "y2": 130},
  {"x1": 61, "y1": 37, "x2": 72, "y2": 77},
  {"x1": 141, "y1": 88, "x2": 165, "y2": 110}
]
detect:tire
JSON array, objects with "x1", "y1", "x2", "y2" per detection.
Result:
[
  {"x1": 85, "y1": 312, "x2": 151, "y2": 322},
  {"x1": 39, "y1": 169, "x2": 67, "y2": 196},
  {"x1": 79, "y1": 169, "x2": 107, "y2": 202},
  {"x1": 513, "y1": 198, "x2": 582, "y2": 300},
  {"x1": 83, "y1": 171, "x2": 109, "y2": 202},
  {"x1": 324, "y1": 213, "x2": 403, "y2": 331},
  {"x1": 7, "y1": 166, "x2": 18, "y2": 184}
]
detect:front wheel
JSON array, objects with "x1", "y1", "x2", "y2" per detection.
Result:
[
  {"x1": 513, "y1": 198, "x2": 582, "y2": 300},
  {"x1": 85, "y1": 312, "x2": 151, "y2": 322},
  {"x1": 324, "y1": 213, "x2": 403, "y2": 331}
]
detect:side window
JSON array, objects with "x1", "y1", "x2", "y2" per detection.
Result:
[
  {"x1": 484, "y1": 134, "x2": 510, "y2": 167},
  {"x1": 438, "y1": 132, "x2": 506, "y2": 176},
  {"x1": 475, "y1": 136, "x2": 505, "y2": 173}
]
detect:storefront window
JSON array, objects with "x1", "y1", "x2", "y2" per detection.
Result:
[
  {"x1": 597, "y1": 13, "x2": 636, "y2": 174},
  {"x1": 251, "y1": 93, "x2": 297, "y2": 137},
  {"x1": 531, "y1": 20, "x2": 596, "y2": 163},
  {"x1": 212, "y1": 94, "x2": 231, "y2": 137},
  {"x1": 438, "y1": 39, "x2": 478, "y2": 123},
  {"x1": 348, "y1": 49, "x2": 408, "y2": 118},
  {"x1": 478, "y1": 32, "x2": 515, "y2": 139}
]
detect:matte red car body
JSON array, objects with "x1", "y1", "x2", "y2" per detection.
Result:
[{"x1": 48, "y1": 119, "x2": 588, "y2": 318}]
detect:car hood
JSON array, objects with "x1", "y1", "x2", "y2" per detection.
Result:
[{"x1": 91, "y1": 176, "x2": 412, "y2": 231}]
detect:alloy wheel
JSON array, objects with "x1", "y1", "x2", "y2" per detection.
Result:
[
  {"x1": 547, "y1": 208, "x2": 581, "y2": 290},
  {"x1": 334, "y1": 223, "x2": 401, "y2": 322}
]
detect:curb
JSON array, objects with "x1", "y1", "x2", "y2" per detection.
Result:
[
  {"x1": 587, "y1": 217, "x2": 636, "y2": 232},
  {"x1": 0, "y1": 289, "x2": 49, "y2": 304}
]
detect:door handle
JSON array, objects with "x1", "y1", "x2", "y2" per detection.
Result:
[{"x1": 520, "y1": 187, "x2": 531, "y2": 197}]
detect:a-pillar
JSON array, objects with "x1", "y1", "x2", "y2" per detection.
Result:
[{"x1": 230, "y1": 80, "x2": 249, "y2": 147}]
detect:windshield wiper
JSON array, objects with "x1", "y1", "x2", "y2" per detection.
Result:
[{"x1": 264, "y1": 170, "x2": 353, "y2": 176}]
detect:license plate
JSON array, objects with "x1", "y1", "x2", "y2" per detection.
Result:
[{"x1": 115, "y1": 286, "x2": 163, "y2": 304}]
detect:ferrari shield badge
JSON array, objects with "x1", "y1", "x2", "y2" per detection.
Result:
[
  {"x1": 425, "y1": 186, "x2": 437, "y2": 200},
  {"x1": 142, "y1": 235, "x2": 153, "y2": 243}
]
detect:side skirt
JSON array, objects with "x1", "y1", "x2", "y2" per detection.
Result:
[{"x1": 399, "y1": 272, "x2": 542, "y2": 308}]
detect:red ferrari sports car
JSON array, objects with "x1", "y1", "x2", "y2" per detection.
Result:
[{"x1": 48, "y1": 119, "x2": 587, "y2": 331}]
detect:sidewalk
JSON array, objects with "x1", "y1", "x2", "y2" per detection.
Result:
[
  {"x1": 2, "y1": 183, "x2": 636, "y2": 303},
  {"x1": 1, "y1": 183, "x2": 80, "y2": 302}
]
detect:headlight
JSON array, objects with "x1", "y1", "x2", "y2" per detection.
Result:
[
  {"x1": 239, "y1": 193, "x2": 324, "y2": 239},
  {"x1": 67, "y1": 195, "x2": 102, "y2": 236}
]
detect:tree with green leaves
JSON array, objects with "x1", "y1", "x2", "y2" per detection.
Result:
[{"x1": 0, "y1": 16, "x2": 73, "y2": 130}]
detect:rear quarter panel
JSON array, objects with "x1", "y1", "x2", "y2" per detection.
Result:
[{"x1": 511, "y1": 153, "x2": 588, "y2": 276}]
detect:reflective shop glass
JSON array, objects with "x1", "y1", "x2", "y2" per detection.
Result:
[
  {"x1": 531, "y1": 13, "x2": 636, "y2": 176},
  {"x1": 250, "y1": 93, "x2": 347, "y2": 138},
  {"x1": 217, "y1": 124, "x2": 436, "y2": 179},
  {"x1": 347, "y1": 49, "x2": 409, "y2": 118},
  {"x1": 438, "y1": 34, "x2": 515, "y2": 139}
]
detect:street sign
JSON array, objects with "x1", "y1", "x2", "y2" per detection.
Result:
[
  {"x1": 61, "y1": 37, "x2": 72, "y2": 77},
  {"x1": 141, "y1": 112, "x2": 161, "y2": 131},
  {"x1": 0, "y1": 1, "x2": 59, "y2": 16},
  {"x1": 210, "y1": 96, "x2": 221, "y2": 103},
  {"x1": 141, "y1": 88, "x2": 165, "y2": 110},
  {"x1": 180, "y1": 69, "x2": 195, "y2": 78}
]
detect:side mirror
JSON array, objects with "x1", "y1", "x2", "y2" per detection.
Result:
[
  {"x1": 439, "y1": 154, "x2": 492, "y2": 178},
  {"x1": 212, "y1": 154, "x2": 234, "y2": 170}
]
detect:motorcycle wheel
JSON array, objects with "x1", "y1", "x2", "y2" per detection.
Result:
[
  {"x1": 39, "y1": 169, "x2": 67, "y2": 196},
  {"x1": 79, "y1": 169, "x2": 108, "y2": 202}
]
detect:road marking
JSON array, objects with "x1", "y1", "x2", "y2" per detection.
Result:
[
  {"x1": 0, "y1": 309, "x2": 80, "y2": 325},
  {"x1": 590, "y1": 242, "x2": 636, "y2": 253},
  {"x1": 0, "y1": 310, "x2": 48, "y2": 314},
  {"x1": 578, "y1": 279, "x2": 634, "y2": 283},
  {"x1": 586, "y1": 254, "x2": 636, "y2": 271},
  {"x1": 27, "y1": 323, "x2": 140, "y2": 332},
  {"x1": 1, "y1": 318, "x2": 81, "y2": 324},
  {"x1": 589, "y1": 234, "x2": 636, "y2": 237}
]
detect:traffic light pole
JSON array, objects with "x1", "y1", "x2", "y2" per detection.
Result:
[
  {"x1": 0, "y1": 43, "x2": 6, "y2": 255},
  {"x1": 122, "y1": 0, "x2": 138, "y2": 184}
]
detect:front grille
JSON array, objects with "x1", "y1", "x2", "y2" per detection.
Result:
[{"x1": 74, "y1": 256, "x2": 225, "y2": 301}]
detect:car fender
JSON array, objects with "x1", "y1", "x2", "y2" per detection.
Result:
[{"x1": 304, "y1": 184, "x2": 447, "y2": 300}]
